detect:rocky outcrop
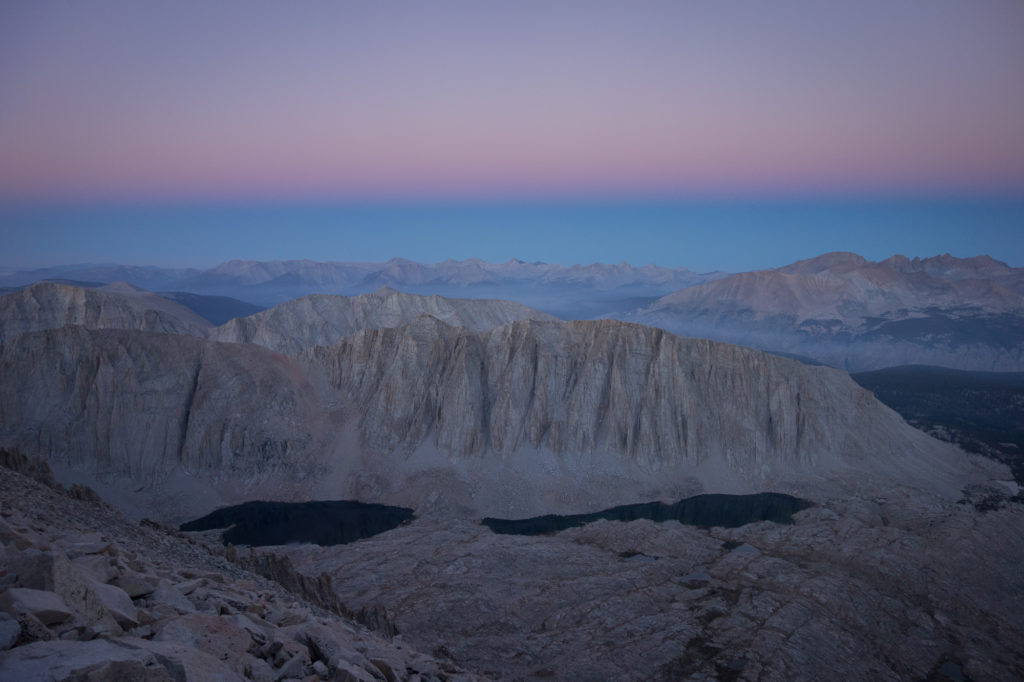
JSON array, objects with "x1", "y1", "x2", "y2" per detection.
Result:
[
  {"x1": 0, "y1": 464, "x2": 484, "y2": 681},
  {"x1": 619, "y1": 252, "x2": 1024, "y2": 371},
  {"x1": 213, "y1": 287, "x2": 558, "y2": 355},
  {"x1": 0, "y1": 281, "x2": 212, "y2": 341}
]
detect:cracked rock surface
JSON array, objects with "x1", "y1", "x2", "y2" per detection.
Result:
[{"x1": 261, "y1": 493, "x2": 1024, "y2": 681}]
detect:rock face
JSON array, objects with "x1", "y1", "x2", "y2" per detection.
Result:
[
  {"x1": 0, "y1": 282, "x2": 212, "y2": 341},
  {"x1": 0, "y1": 462, "x2": 482, "y2": 681},
  {"x1": 0, "y1": 311, "x2": 999, "y2": 519},
  {"x1": 307, "y1": 317, "x2": 978, "y2": 509},
  {"x1": 0, "y1": 327, "x2": 328, "y2": 519},
  {"x1": 213, "y1": 287, "x2": 558, "y2": 354},
  {"x1": 619, "y1": 252, "x2": 1024, "y2": 371}
]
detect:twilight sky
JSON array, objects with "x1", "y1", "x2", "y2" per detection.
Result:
[
  {"x1": 2, "y1": 1, "x2": 1024, "y2": 200},
  {"x1": 1, "y1": 2, "x2": 1022, "y2": 272},
  {"x1": 2, "y1": 201, "x2": 1023, "y2": 272}
]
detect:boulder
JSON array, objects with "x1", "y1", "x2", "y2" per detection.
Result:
[
  {"x1": 274, "y1": 652, "x2": 306, "y2": 680},
  {"x1": 0, "y1": 587, "x2": 72, "y2": 625},
  {"x1": 154, "y1": 612, "x2": 253, "y2": 673},
  {"x1": 87, "y1": 579, "x2": 138, "y2": 628},
  {"x1": 72, "y1": 554, "x2": 117, "y2": 584},
  {"x1": 152, "y1": 579, "x2": 196, "y2": 614},
  {"x1": 114, "y1": 573, "x2": 158, "y2": 599},
  {"x1": 242, "y1": 653, "x2": 276, "y2": 682},
  {"x1": 3, "y1": 546, "x2": 123, "y2": 634},
  {"x1": 4, "y1": 547, "x2": 57, "y2": 590},
  {"x1": 115, "y1": 637, "x2": 245, "y2": 681},
  {"x1": 332, "y1": 658, "x2": 379, "y2": 682},
  {"x1": 295, "y1": 622, "x2": 364, "y2": 672},
  {"x1": 64, "y1": 540, "x2": 112, "y2": 559},
  {"x1": 0, "y1": 638, "x2": 168, "y2": 680}
]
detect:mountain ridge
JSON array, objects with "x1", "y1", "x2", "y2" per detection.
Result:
[
  {"x1": 0, "y1": 281, "x2": 213, "y2": 342},
  {"x1": 213, "y1": 287, "x2": 559, "y2": 354},
  {"x1": 1, "y1": 313, "x2": 999, "y2": 521},
  {"x1": 619, "y1": 251, "x2": 1024, "y2": 371}
]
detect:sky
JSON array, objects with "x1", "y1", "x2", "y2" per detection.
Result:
[
  {"x1": 0, "y1": 2, "x2": 1022, "y2": 270},
  {"x1": 2, "y1": 200, "x2": 1022, "y2": 272},
  {"x1": 1, "y1": 1, "x2": 1023, "y2": 201}
]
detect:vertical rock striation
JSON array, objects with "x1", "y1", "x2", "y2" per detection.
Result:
[
  {"x1": 308, "y1": 317, "x2": 969, "y2": 496},
  {"x1": 0, "y1": 327, "x2": 323, "y2": 488}
]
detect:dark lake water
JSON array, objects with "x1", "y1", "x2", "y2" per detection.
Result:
[
  {"x1": 179, "y1": 500, "x2": 415, "y2": 547},
  {"x1": 482, "y1": 493, "x2": 813, "y2": 536}
]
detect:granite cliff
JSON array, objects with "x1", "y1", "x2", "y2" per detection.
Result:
[
  {"x1": 0, "y1": 302, "x2": 996, "y2": 519},
  {"x1": 303, "y1": 316, "x2": 986, "y2": 515},
  {"x1": 0, "y1": 326, "x2": 329, "y2": 520}
]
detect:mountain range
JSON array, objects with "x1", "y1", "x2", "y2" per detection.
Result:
[
  {"x1": 619, "y1": 252, "x2": 1024, "y2": 371},
  {"x1": 0, "y1": 279, "x2": 1004, "y2": 521},
  {"x1": 4, "y1": 252, "x2": 1022, "y2": 371},
  {"x1": 1, "y1": 266, "x2": 1021, "y2": 680},
  {"x1": 0, "y1": 258, "x2": 728, "y2": 318}
]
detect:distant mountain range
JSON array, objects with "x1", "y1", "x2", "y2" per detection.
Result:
[
  {"x1": 0, "y1": 258, "x2": 728, "y2": 318},
  {"x1": 618, "y1": 252, "x2": 1024, "y2": 371},
  {"x1": 3, "y1": 252, "x2": 1022, "y2": 371}
]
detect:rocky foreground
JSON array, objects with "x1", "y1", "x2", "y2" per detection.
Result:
[
  {"x1": 0, "y1": 458, "x2": 484, "y2": 681},
  {"x1": 2, "y1": 455, "x2": 1023, "y2": 681},
  {"x1": 249, "y1": 485, "x2": 1024, "y2": 681}
]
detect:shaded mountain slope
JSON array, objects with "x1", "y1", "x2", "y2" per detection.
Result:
[
  {"x1": 157, "y1": 291, "x2": 265, "y2": 325},
  {"x1": 853, "y1": 365, "x2": 1024, "y2": 485},
  {"x1": 0, "y1": 326, "x2": 328, "y2": 518}
]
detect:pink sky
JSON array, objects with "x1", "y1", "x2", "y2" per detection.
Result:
[{"x1": 2, "y1": 1, "x2": 1023, "y2": 200}]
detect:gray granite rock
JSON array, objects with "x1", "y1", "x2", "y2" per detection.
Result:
[
  {"x1": 264, "y1": 499, "x2": 1024, "y2": 681},
  {"x1": 87, "y1": 579, "x2": 138, "y2": 628},
  {"x1": 0, "y1": 638, "x2": 166, "y2": 680},
  {"x1": 0, "y1": 588, "x2": 73, "y2": 626},
  {"x1": 0, "y1": 613, "x2": 20, "y2": 650}
]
